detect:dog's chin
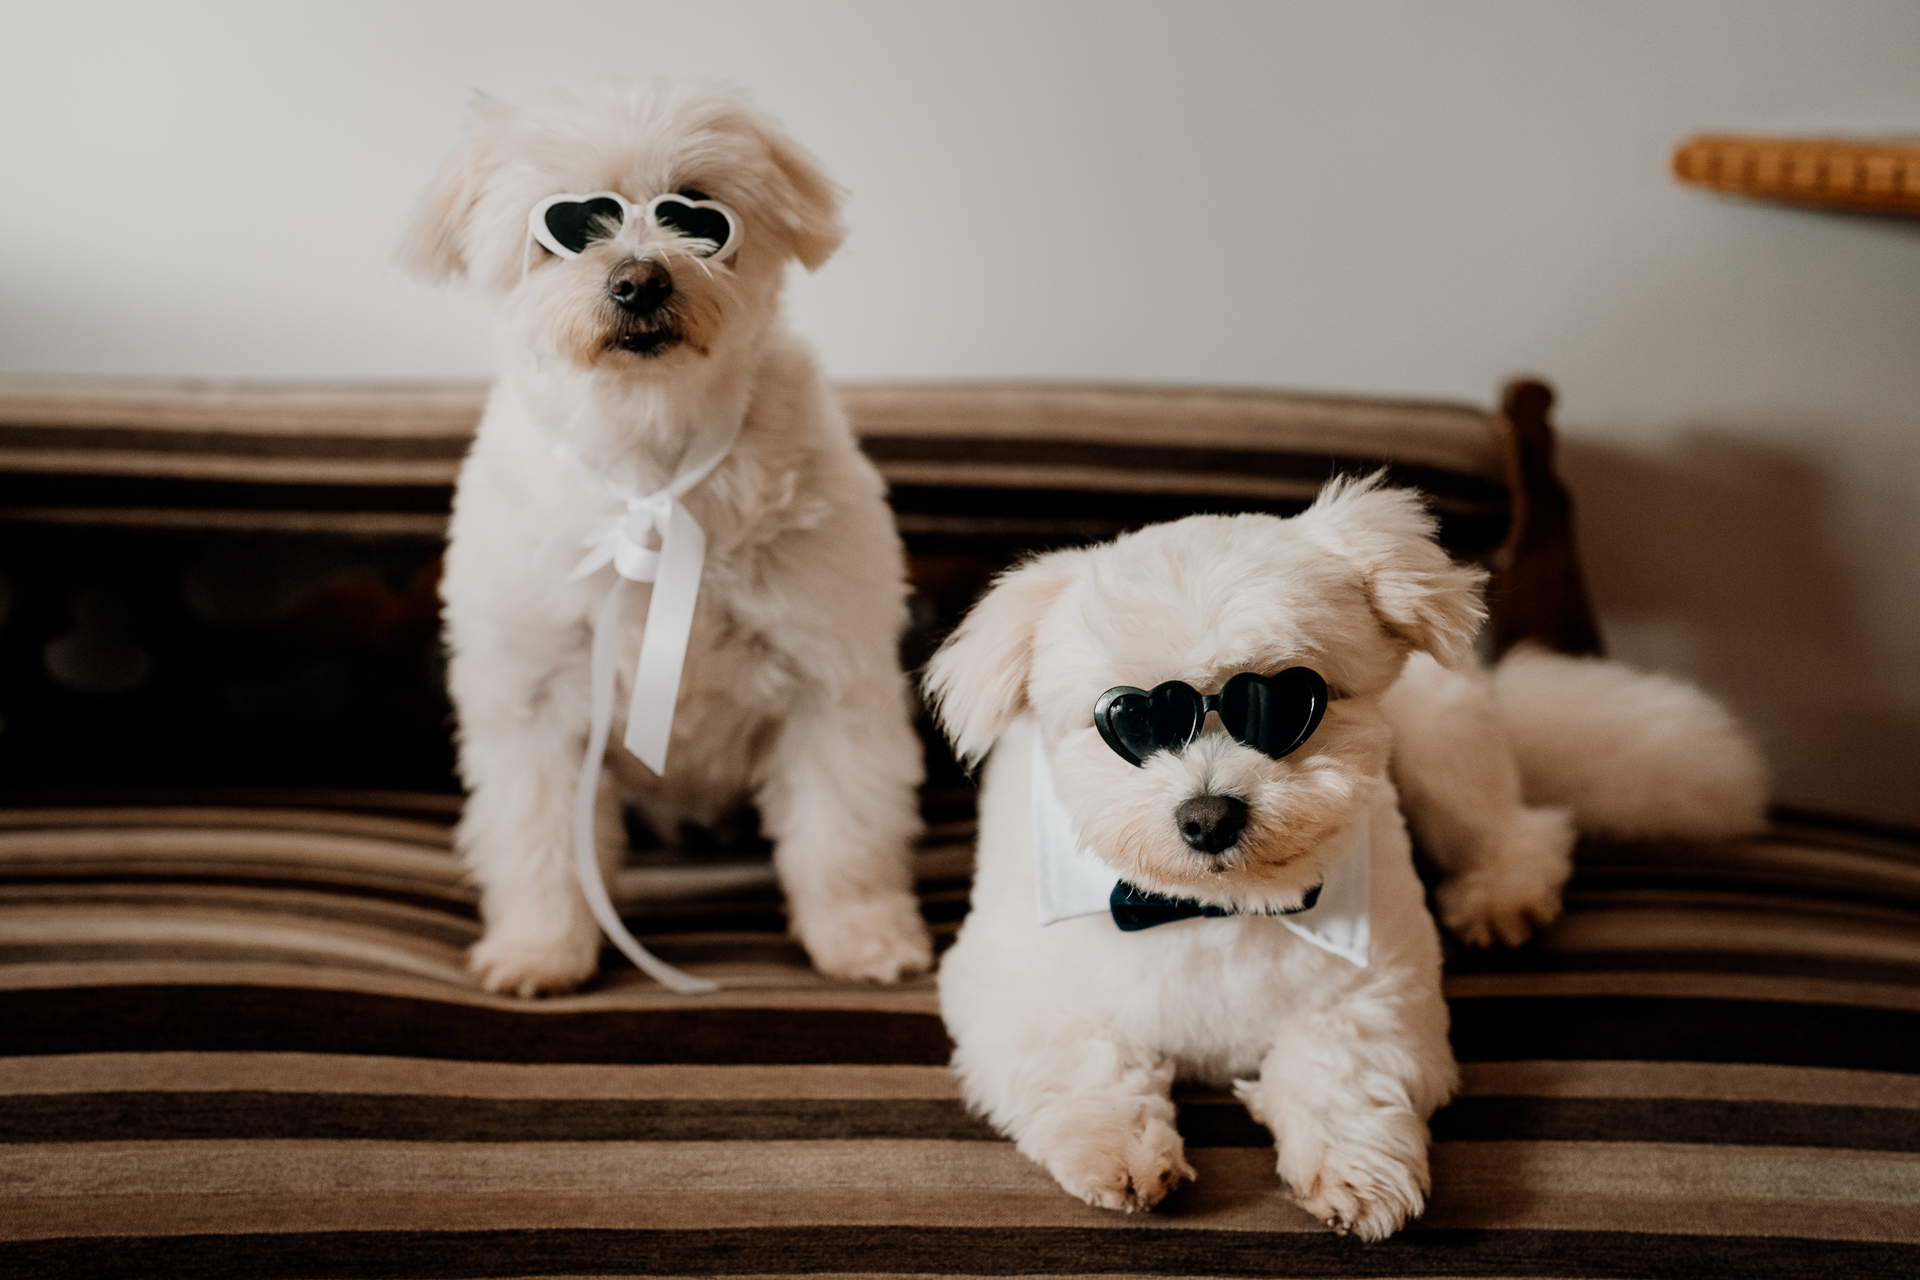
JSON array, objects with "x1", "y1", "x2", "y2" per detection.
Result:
[
  {"x1": 1137, "y1": 846, "x2": 1326, "y2": 912},
  {"x1": 1208, "y1": 833, "x2": 1342, "y2": 910}
]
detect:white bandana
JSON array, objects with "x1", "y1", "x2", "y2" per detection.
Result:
[{"x1": 1027, "y1": 718, "x2": 1371, "y2": 967}]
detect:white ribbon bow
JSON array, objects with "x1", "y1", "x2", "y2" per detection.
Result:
[
  {"x1": 1025, "y1": 718, "x2": 1371, "y2": 967},
  {"x1": 553, "y1": 412, "x2": 742, "y2": 995}
]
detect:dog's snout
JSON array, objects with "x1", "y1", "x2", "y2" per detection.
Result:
[
  {"x1": 1175, "y1": 794, "x2": 1248, "y2": 854},
  {"x1": 608, "y1": 259, "x2": 673, "y2": 315}
]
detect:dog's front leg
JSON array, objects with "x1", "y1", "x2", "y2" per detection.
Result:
[
  {"x1": 948, "y1": 1003, "x2": 1193, "y2": 1213},
  {"x1": 754, "y1": 688, "x2": 932, "y2": 983},
  {"x1": 453, "y1": 651, "x2": 620, "y2": 997},
  {"x1": 1380, "y1": 652, "x2": 1573, "y2": 947},
  {"x1": 1236, "y1": 1000, "x2": 1452, "y2": 1240}
]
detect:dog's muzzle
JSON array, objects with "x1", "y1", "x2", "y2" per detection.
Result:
[{"x1": 608, "y1": 257, "x2": 680, "y2": 357}]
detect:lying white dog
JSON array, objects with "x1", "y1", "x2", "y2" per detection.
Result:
[
  {"x1": 403, "y1": 83, "x2": 931, "y2": 995},
  {"x1": 924, "y1": 476, "x2": 1765, "y2": 1237}
]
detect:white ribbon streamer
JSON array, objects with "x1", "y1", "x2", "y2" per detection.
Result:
[{"x1": 553, "y1": 411, "x2": 742, "y2": 995}]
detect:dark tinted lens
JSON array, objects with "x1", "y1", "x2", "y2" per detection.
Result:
[
  {"x1": 1146, "y1": 681, "x2": 1204, "y2": 753},
  {"x1": 1096, "y1": 689, "x2": 1156, "y2": 766},
  {"x1": 1095, "y1": 682, "x2": 1204, "y2": 766},
  {"x1": 1218, "y1": 668, "x2": 1328, "y2": 760},
  {"x1": 543, "y1": 197, "x2": 626, "y2": 254},
  {"x1": 651, "y1": 198, "x2": 732, "y2": 254}
]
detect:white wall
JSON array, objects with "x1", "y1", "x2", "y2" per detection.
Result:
[{"x1": 4, "y1": 1, "x2": 1917, "y2": 824}]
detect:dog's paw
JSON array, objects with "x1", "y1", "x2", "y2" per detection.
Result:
[
  {"x1": 1042, "y1": 1115, "x2": 1196, "y2": 1213},
  {"x1": 1435, "y1": 866, "x2": 1562, "y2": 948},
  {"x1": 1436, "y1": 806, "x2": 1573, "y2": 948},
  {"x1": 1274, "y1": 1116, "x2": 1428, "y2": 1241},
  {"x1": 469, "y1": 929, "x2": 599, "y2": 997},
  {"x1": 792, "y1": 889, "x2": 932, "y2": 983}
]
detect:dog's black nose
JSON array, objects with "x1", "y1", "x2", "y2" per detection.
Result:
[
  {"x1": 1175, "y1": 794, "x2": 1248, "y2": 854},
  {"x1": 608, "y1": 259, "x2": 673, "y2": 315}
]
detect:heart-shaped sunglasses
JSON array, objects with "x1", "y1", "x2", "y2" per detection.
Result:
[
  {"x1": 1094, "y1": 668, "x2": 1329, "y2": 767},
  {"x1": 529, "y1": 191, "x2": 742, "y2": 262}
]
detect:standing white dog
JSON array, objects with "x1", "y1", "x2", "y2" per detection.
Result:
[
  {"x1": 925, "y1": 477, "x2": 1765, "y2": 1237},
  {"x1": 403, "y1": 84, "x2": 931, "y2": 996}
]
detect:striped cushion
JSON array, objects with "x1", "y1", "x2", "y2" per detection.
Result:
[{"x1": 3, "y1": 803, "x2": 1917, "y2": 1276}]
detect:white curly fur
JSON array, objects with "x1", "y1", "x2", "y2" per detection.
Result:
[
  {"x1": 1492, "y1": 647, "x2": 1770, "y2": 841},
  {"x1": 929, "y1": 479, "x2": 1770, "y2": 1236},
  {"x1": 404, "y1": 83, "x2": 929, "y2": 995},
  {"x1": 1379, "y1": 653, "x2": 1576, "y2": 947},
  {"x1": 929, "y1": 481, "x2": 1469, "y2": 1238}
]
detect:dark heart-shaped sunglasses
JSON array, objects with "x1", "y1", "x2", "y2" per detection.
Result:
[
  {"x1": 529, "y1": 191, "x2": 741, "y2": 262},
  {"x1": 1094, "y1": 668, "x2": 1329, "y2": 767}
]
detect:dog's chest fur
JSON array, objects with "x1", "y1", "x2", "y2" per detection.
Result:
[
  {"x1": 445, "y1": 337, "x2": 903, "y2": 827},
  {"x1": 604, "y1": 587, "x2": 797, "y2": 821}
]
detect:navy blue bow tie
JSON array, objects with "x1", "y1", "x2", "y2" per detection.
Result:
[{"x1": 1109, "y1": 881, "x2": 1322, "y2": 932}]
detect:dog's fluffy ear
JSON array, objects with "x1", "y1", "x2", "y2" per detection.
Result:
[
  {"x1": 1302, "y1": 473, "x2": 1487, "y2": 669},
  {"x1": 751, "y1": 112, "x2": 846, "y2": 271},
  {"x1": 398, "y1": 101, "x2": 508, "y2": 283},
  {"x1": 923, "y1": 553, "x2": 1081, "y2": 766}
]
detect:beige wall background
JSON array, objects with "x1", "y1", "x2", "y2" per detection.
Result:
[{"x1": 3, "y1": 1, "x2": 1916, "y2": 825}]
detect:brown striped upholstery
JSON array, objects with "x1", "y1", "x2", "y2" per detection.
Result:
[
  {"x1": 4, "y1": 805, "x2": 1916, "y2": 1276},
  {"x1": 0, "y1": 378, "x2": 1510, "y2": 533},
  {"x1": 1, "y1": 379, "x2": 1916, "y2": 1278}
]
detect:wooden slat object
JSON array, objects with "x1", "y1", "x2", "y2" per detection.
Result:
[{"x1": 1672, "y1": 133, "x2": 1920, "y2": 216}]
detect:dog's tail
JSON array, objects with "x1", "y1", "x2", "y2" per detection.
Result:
[{"x1": 1491, "y1": 647, "x2": 1770, "y2": 841}]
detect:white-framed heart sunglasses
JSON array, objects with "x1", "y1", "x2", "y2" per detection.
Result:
[{"x1": 528, "y1": 191, "x2": 742, "y2": 262}]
